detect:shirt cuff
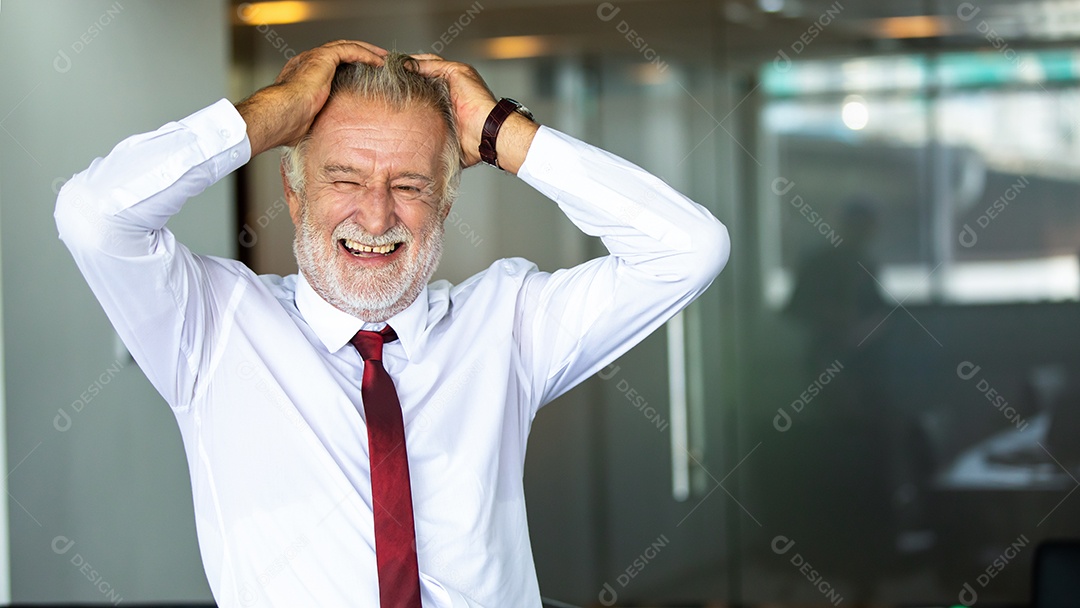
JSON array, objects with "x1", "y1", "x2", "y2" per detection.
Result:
[
  {"x1": 97, "y1": 98, "x2": 251, "y2": 216},
  {"x1": 516, "y1": 125, "x2": 561, "y2": 187},
  {"x1": 182, "y1": 97, "x2": 251, "y2": 177}
]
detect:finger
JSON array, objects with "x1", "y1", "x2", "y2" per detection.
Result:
[
  {"x1": 408, "y1": 57, "x2": 460, "y2": 78},
  {"x1": 324, "y1": 42, "x2": 388, "y2": 66},
  {"x1": 409, "y1": 53, "x2": 444, "y2": 61},
  {"x1": 278, "y1": 41, "x2": 386, "y2": 79},
  {"x1": 303, "y1": 41, "x2": 387, "y2": 73},
  {"x1": 324, "y1": 39, "x2": 389, "y2": 57}
]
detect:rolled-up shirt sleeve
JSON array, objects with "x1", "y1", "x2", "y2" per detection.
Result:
[
  {"x1": 514, "y1": 126, "x2": 730, "y2": 408},
  {"x1": 55, "y1": 99, "x2": 250, "y2": 408}
]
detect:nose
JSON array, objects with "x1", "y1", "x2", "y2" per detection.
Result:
[{"x1": 352, "y1": 183, "x2": 398, "y2": 236}]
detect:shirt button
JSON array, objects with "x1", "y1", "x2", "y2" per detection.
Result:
[
  {"x1": 220, "y1": 128, "x2": 231, "y2": 140},
  {"x1": 231, "y1": 150, "x2": 240, "y2": 160}
]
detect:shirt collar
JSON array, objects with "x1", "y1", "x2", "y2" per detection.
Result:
[{"x1": 295, "y1": 271, "x2": 426, "y2": 360}]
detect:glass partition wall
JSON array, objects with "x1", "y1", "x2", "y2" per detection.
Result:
[{"x1": 741, "y1": 49, "x2": 1080, "y2": 604}]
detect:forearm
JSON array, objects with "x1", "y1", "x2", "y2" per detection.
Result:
[
  {"x1": 518, "y1": 126, "x2": 730, "y2": 286},
  {"x1": 491, "y1": 112, "x2": 539, "y2": 176},
  {"x1": 56, "y1": 99, "x2": 250, "y2": 249},
  {"x1": 236, "y1": 89, "x2": 287, "y2": 159}
]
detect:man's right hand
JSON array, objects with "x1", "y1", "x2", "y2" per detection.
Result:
[{"x1": 236, "y1": 40, "x2": 388, "y2": 158}]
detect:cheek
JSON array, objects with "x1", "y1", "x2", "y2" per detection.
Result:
[
  {"x1": 302, "y1": 195, "x2": 351, "y2": 232},
  {"x1": 400, "y1": 203, "x2": 442, "y2": 235}
]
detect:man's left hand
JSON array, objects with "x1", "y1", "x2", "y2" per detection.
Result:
[{"x1": 410, "y1": 55, "x2": 538, "y2": 174}]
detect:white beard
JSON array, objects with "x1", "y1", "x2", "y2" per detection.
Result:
[{"x1": 294, "y1": 200, "x2": 444, "y2": 323}]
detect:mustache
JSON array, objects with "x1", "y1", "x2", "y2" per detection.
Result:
[{"x1": 330, "y1": 221, "x2": 413, "y2": 246}]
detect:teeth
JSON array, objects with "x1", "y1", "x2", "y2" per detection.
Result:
[{"x1": 343, "y1": 239, "x2": 397, "y2": 254}]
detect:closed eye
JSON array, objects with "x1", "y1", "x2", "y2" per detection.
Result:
[{"x1": 392, "y1": 182, "x2": 435, "y2": 200}]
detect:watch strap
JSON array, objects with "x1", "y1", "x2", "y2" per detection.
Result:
[{"x1": 479, "y1": 98, "x2": 525, "y2": 169}]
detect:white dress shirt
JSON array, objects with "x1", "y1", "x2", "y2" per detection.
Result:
[{"x1": 55, "y1": 98, "x2": 729, "y2": 607}]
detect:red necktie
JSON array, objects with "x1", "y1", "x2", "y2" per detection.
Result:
[{"x1": 351, "y1": 326, "x2": 422, "y2": 608}]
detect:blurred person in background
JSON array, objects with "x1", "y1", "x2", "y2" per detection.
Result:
[{"x1": 772, "y1": 197, "x2": 896, "y2": 600}]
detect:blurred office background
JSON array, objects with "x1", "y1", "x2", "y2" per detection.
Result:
[{"x1": 3, "y1": 0, "x2": 1080, "y2": 605}]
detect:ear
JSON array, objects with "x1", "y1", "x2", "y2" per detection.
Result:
[
  {"x1": 281, "y1": 158, "x2": 303, "y2": 226},
  {"x1": 439, "y1": 199, "x2": 453, "y2": 222}
]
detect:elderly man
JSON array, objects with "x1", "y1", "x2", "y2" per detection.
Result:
[{"x1": 56, "y1": 40, "x2": 729, "y2": 607}]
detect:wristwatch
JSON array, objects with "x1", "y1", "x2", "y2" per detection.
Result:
[{"x1": 479, "y1": 98, "x2": 534, "y2": 170}]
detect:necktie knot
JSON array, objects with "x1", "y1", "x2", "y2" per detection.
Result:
[{"x1": 351, "y1": 326, "x2": 398, "y2": 362}]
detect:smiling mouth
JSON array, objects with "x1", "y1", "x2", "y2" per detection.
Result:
[{"x1": 340, "y1": 238, "x2": 402, "y2": 256}]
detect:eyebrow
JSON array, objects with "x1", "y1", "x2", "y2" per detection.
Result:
[
  {"x1": 322, "y1": 164, "x2": 363, "y2": 178},
  {"x1": 397, "y1": 172, "x2": 437, "y2": 186}
]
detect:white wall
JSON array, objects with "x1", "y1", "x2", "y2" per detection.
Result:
[
  {"x1": 0, "y1": 0, "x2": 230, "y2": 601},
  {"x1": 0, "y1": 161, "x2": 11, "y2": 602}
]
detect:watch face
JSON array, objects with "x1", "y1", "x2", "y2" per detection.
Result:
[{"x1": 504, "y1": 98, "x2": 534, "y2": 121}]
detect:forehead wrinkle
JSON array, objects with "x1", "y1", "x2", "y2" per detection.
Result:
[
  {"x1": 305, "y1": 97, "x2": 447, "y2": 188},
  {"x1": 314, "y1": 129, "x2": 440, "y2": 180},
  {"x1": 319, "y1": 154, "x2": 437, "y2": 185}
]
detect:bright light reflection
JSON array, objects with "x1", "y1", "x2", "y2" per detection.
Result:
[
  {"x1": 236, "y1": 1, "x2": 312, "y2": 25},
  {"x1": 842, "y1": 95, "x2": 869, "y2": 130}
]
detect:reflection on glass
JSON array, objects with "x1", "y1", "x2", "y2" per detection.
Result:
[{"x1": 744, "y1": 49, "x2": 1080, "y2": 604}]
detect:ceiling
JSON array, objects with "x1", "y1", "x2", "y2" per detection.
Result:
[{"x1": 229, "y1": 0, "x2": 1080, "y2": 66}]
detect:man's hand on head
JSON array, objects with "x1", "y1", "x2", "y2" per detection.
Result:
[
  {"x1": 236, "y1": 40, "x2": 388, "y2": 158},
  {"x1": 409, "y1": 55, "x2": 539, "y2": 175}
]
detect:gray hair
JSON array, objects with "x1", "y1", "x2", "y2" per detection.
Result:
[{"x1": 281, "y1": 52, "x2": 462, "y2": 210}]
